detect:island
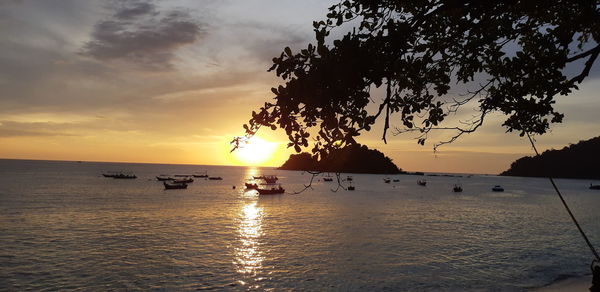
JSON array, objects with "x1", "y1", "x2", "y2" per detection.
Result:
[
  {"x1": 500, "y1": 136, "x2": 600, "y2": 179},
  {"x1": 279, "y1": 144, "x2": 404, "y2": 174}
]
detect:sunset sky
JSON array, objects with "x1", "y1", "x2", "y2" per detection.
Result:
[{"x1": 1, "y1": 0, "x2": 599, "y2": 174}]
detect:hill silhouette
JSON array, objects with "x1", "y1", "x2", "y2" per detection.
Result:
[
  {"x1": 279, "y1": 144, "x2": 402, "y2": 174},
  {"x1": 500, "y1": 136, "x2": 600, "y2": 179}
]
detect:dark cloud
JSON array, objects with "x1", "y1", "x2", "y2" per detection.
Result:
[
  {"x1": 80, "y1": 0, "x2": 204, "y2": 70},
  {"x1": 112, "y1": 0, "x2": 156, "y2": 20}
]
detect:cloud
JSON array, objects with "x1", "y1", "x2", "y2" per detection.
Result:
[
  {"x1": 80, "y1": 0, "x2": 204, "y2": 70},
  {"x1": 0, "y1": 121, "x2": 79, "y2": 137}
]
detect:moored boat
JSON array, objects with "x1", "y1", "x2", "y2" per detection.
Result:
[
  {"x1": 193, "y1": 171, "x2": 208, "y2": 178},
  {"x1": 417, "y1": 180, "x2": 427, "y2": 186},
  {"x1": 172, "y1": 177, "x2": 193, "y2": 183},
  {"x1": 453, "y1": 184, "x2": 463, "y2": 192},
  {"x1": 347, "y1": 185, "x2": 355, "y2": 191},
  {"x1": 257, "y1": 184, "x2": 285, "y2": 195},
  {"x1": 164, "y1": 181, "x2": 187, "y2": 189},
  {"x1": 156, "y1": 175, "x2": 171, "y2": 181},
  {"x1": 590, "y1": 184, "x2": 600, "y2": 190},
  {"x1": 209, "y1": 176, "x2": 223, "y2": 180},
  {"x1": 492, "y1": 185, "x2": 504, "y2": 192},
  {"x1": 113, "y1": 172, "x2": 136, "y2": 179},
  {"x1": 245, "y1": 182, "x2": 259, "y2": 189},
  {"x1": 384, "y1": 178, "x2": 391, "y2": 183}
]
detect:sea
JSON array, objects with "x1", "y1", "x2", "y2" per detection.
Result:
[{"x1": 1, "y1": 159, "x2": 599, "y2": 291}]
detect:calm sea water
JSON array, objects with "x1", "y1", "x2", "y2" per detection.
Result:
[{"x1": 1, "y1": 159, "x2": 599, "y2": 291}]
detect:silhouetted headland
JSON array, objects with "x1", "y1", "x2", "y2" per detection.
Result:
[
  {"x1": 279, "y1": 144, "x2": 406, "y2": 174},
  {"x1": 501, "y1": 136, "x2": 600, "y2": 179}
]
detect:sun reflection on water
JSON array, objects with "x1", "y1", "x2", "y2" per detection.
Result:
[{"x1": 235, "y1": 201, "x2": 264, "y2": 276}]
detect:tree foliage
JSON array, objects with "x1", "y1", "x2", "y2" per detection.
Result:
[{"x1": 234, "y1": 0, "x2": 600, "y2": 156}]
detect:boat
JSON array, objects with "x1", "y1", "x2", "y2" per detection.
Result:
[
  {"x1": 172, "y1": 177, "x2": 193, "y2": 183},
  {"x1": 209, "y1": 176, "x2": 223, "y2": 180},
  {"x1": 347, "y1": 185, "x2": 355, "y2": 191},
  {"x1": 253, "y1": 175, "x2": 266, "y2": 180},
  {"x1": 102, "y1": 171, "x2": 119, "y2": 178},
  {"x1": 156, "y1": 175, "x2": 171, "y2": 181},
  {"x1": 492, "y1": 185, "x2": 504, "y2": 192},
  {"x1": 323, "y1": 177, "x2": 334, "y2": 182},
  {"x1": 392, "y1": 179, "x2": 400, "y2": 182},
  {"x1": 590, "y1": 184, "x2": 600, "y2": 190},
  {"x1": 245, "y1": 182, "x2": 259, "y2": 189},
  {"x1": 384, "y1": 178, "x2": 391, "y2": 183},
  {"x1": 346, "y1": 176, "x2": 353, "y2": 181},
  {"x1": 417, "y1": 180, "x2": 427, "y2": 186},
  {"x1": 257, "y1": 184, "x2": 285, "y2": 195},
  {"x1": 164, "y1": 181, "x2": 187, "y2": 189},
  {"x1": 453, "y1": 184, "x2": 463, "y2": 192},
  {"x1": 113, "y1": 172, "x2": 136, "y2": 179},
  {"x1": 263, "y1": 175, "x2": 278, "y2": 184},
  {"x1": 193, "y1": 171, "x2": 208, "y2": 178}
]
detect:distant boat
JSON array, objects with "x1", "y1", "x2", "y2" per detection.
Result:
[
  {"x1": 102, "y1": 171, "x2": 119, "y2": 178},
  {"x1": 392, "y1": 179, "x2": 400, "y2": 182},
  {"x1": 492, "y1": 185, "x2": 504, "y2": 192},
  {"x1": 453, "y1": 184, "x2": 463, "y2": 192},
  {"x1": 384, "y1": 178, "x2": 391, "y2": 183},
  {"x1": 323, "y1": 174, "x2": 334, "y2": 182},
  {"x1": 417, "y1": 180, "x2": 426, "y2": 186},
  {"x1": 156, "y1": 175, "x2": 171, "y2": 181},
  {"x1": 252, "y1": 175, "x2": 278, "y2": 182},
  {"x1": 590, "y1": 184, "x2": 600, "y2": 190},
  {"x1": 346, "y1": 176, "x2": 353, "y2": 181},
  {"x1": 164, "y1": 181, "x2": 187, "y2": 189},
  {"x1": 347, "y1": 185, "x2": 355, "y2": 191},
  {"x1": 245, "y1": 182, "x2": 259, "y2": 189},
  {"x1": 193, "y1": 171, "x2": 208, "y2": 178},
  {"x1": 257, "y1": 184, "x2": 285, "y2": 195},
  {"x1": 209, "y1": 177, "x2": 223, "y2": 180},
  {"x1": 113, "y1": 172, "x2": 136, "y2": 179},
  {"x1": 172, "y1": 177, "x2": 193, "y2": 183}
]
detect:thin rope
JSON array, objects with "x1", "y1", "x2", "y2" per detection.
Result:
[{"x1": 526, "y1": 132, "x2": 600, "y2": 261}]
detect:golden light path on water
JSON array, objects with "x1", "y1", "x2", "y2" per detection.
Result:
[{"x1": 234, "y1": 167, "x2": 265, "y2": 288}]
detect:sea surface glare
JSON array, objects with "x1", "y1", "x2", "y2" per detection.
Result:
[{"x1": 1, "y1": 159, "x2": 599, "y2": 291}]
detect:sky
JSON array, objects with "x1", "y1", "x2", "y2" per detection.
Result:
[{"x1": 1, "y1": 0, "x2": 599, "y2": 174}]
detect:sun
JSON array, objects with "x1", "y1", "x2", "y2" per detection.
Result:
[{"x1": 232, "y1": 136, "x2": 279, "y2": 166}]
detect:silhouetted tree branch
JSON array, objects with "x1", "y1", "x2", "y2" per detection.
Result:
[{"x1": 233, "y1": 0, "x2": 600, "y2": 156}]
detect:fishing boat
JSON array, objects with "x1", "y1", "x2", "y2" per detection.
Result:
[
  {"x1": 257, "y1": 184, "x2": 285, "y2": 195},
  {"x1": 589, "y1": 184, "x2": 600, "y2": 190},
  {"x1": 164, "y1": 181, "x2": 187, "y2": 189},
  {"x1": 193, "y1": 171, "x2": 208, "y2": 178},
  {"x1": 453, "y1": 184, "x2": 463, "y2": 192},
  {"x1": 417, "y1": 180, "x2": 427, "y2": 186},
  {"x1": 173, "y1": 177, "x2": 193, "y2": 183},
  {"x1": 245, "y1": 182, "x2": 259, "y2": 189},
  {"x1": 384, "y1": 178, "x2": 391, "y2": 183},
  {"x1": 113, "y1": 172, "x2": 136, "y2": 179},
  {"x1": 209, "y1": 176, "x2": 223, "y2": 180},
  {"x1": 156, "y1": 175, "x2": 171, "y2": 181},
  {"x1": 492, "y1": 185, "x2": 504, "y2": 192},
  {"x1": 102, "y1": 171, "x2": 118, "y2": 178}
]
